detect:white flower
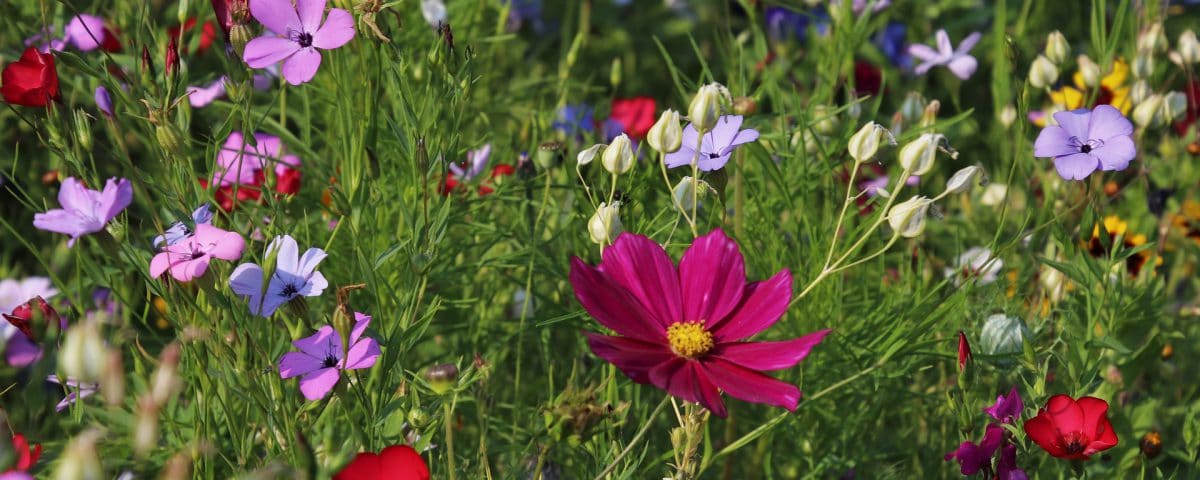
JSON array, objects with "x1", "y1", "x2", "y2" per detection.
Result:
[{"x1": 944, "y1": 247, "x2": 1003, "y2": 285}]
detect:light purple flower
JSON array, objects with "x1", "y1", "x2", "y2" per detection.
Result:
[
  {"x1": 213, "y1": 132, "x2": 302, "y2": 186},
  {"x1": 64, "y1": 14, "x2": 110, "y2": 52},
  {"x1": 242, "y1": 0, "x2": 356, "y2": 85},
  {"x1": 449, "y1": 144, "x2": 492, "y2": 181},
  {"x1": 33, "y1": 177, "x2": 132, "y2": 247},
  {"x1": 46, "y1": 375, "x2": 99, "y2": 412},
  {"x1": 836, "y1": 0, "x2": 890, "y2": 14},
  {"x1": 1033, "y1": 105, "x2": 1136, "y2": 181},
  {"x1": 24, "y1": 27, "x2": 66, "y2": 53},
  {"x1": 908, "y1": 29, "x2": 981, "y2": 80},
  {"x1": 278, "y1": 312, "x2": 380, "y2": 400},
  {"x1": 94, "y1": 86, "x2": 113, "y2": 116},
  {"x1": 0, "y1": 472, "x2": 34, "y2": 480},
  {"x1": 187, "y1": 77, "x2": 228, "y2": 108},
  {"x1": 150, "y1": 224, "x2": 246, "y2": 282},
  {"x1": 229, "y1": 235, "x2": 328, "y2": 317},
  {"x1": 664, "y1": 115, "x2": 760, "y2": 171},
  {"x1": 984, "y1": 385, "x2": 1024, "y2": 424}
]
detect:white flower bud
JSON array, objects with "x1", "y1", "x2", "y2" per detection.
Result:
[
  {"x1": 1179, "y1": 30, "x2": 1200, "y2": 65},
  {"x1": 1137, "y1": 23, "x2": 1167, "y2": 53},
  {"x1": 150, "y1": 343, "x2": 182, "y2": 407},
  {"x1": 1027, "y1": 55, "x2": 1059, "y2": 89},
  {"x1": 588, "y1": 201, "x2": 622, "y2": 245},
  {"x1": 420, "y1": 0, "x2": 447, "y2": 28},
  {"x1": 978, "y1": 314, "x2": 1031, "y2": 356},
  {"x1": 980, "y1": 183, "x2": 1009, "y2": 207},
  {"x1": 672, "y1": 176, "x2": 713, "y2": 212},
  {"x1": 1163, "y1": 91, "x2": 1188, "y2": 122},
  {"x1": 898, "y1": 133, "x2": 944, "y2": 176},
  {"x1": 900, "y1": 92, "x2": 926, "y2": 125},
  {"x1": 1045, "y1": 31, "x2": 1070, "y2": 64},
  {"x1": 998, "y1": 104, "x2": 1017, "y2": 128},
  {"x1": 1132, "y1": 52, "x2": 1154, "y2": 79},
  {"x1": 1132, "y1": 94, "x2": 1164, "y2": 128},
  {"x1": 810, "y1": 105, "x2": 839, "y2": 136},
  {"x1": 945, "y1": 166, "x2": 983, "y2": 194},
  {"x1": 1077, "y1": 55, "x2": 1102, "y2": 88},
  {"x1": 576, "y1": 144, "x2": 603, "y2": 165},
  {"x1": 54, "y1": 429, "x2": 104, "y2": 480},
  {"x1": 1130, "y1": 79, "x2": 1152, "y2": 105},
  {"x1": 647, "y1": 109, "x2": 682, "y2": 153},
  {"x1": 601, "y1": 134, "x2": 634, "y2": 175},
  {"x1": 886, "y1": 196, "x2": 933, "y2": 238},
  {"x1": 59, "y1": 319, "x2": 107, "y2": 383},
  {"x1": 688, "y1": 83, "x2": 731, "y2": 133},
  {"x1": 847, "y1": 122, "x2": 891, "y2": 163}
]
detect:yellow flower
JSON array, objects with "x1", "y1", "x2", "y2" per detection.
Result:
[
  {"x1": 1033, "y1": 59, "x2": 1132, "y2": 127},
  {"x1": 1086, "y1": 214, "x2": 1161, "y2": 277}
]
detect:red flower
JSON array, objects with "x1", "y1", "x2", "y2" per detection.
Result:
[
  {"x1": 956, "y1": 331, "x2": 971, "y2": 372},
  {"x1": 1, "y1": 47, "x2": 60, "y2": 107},
  {"x1": 1023, "y1": 395, "x2": 1118, "y2": 460},
  {"x1": 853, "y1": 61, "x2": 882, "y2": 98},
  {"x1": 165, "y1": 37, "x2": 181, "y2": 77},
  {"x1": 3, "y1": 296, "x2": 60, "y2": 341},
  {"x1": 333, "y1": 445, "x2": 428, "y2": 480},
  {"x1": 1174, "y1": 79, "x2": 1200, "y2": 137},
  {"x1": 199, "y1": 166, "x2": 301, "y2": 212},
  {"x1": 168, "y1": 18, "x2": 217, "y2": 55},
  {"x1": 609, "y1": 96, "x2": 657, "y2": 140},
  {"x1": 8, "y1": 433, "x2": 42, "y2": 472},
  {"x1": 441, "y1": 165, "x2": 515, "y2": 196}
]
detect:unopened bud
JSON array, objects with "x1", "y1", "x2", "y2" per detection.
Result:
[
  {"x1": 424, "y1": 363, "x2": 458, "y2": 395},
  {"x1": 156, "y1": 124, "x2": 183, "y2": 157},
  {"x1": 609, "y1": 57, "x2": 622, "y2": 90},
  {"x1": 1179, "y1": 30, "x2": 1200, "y2": 65},
  {"x1": 165, "y1": 37, "x2": 180, "y2": 78},
  {"x1": 59, "y1": 319, "x2": 107, "y2": 383},
  {"x1": 150, "y1": 343, "x2": 182, "y2": 406},
  {"x1": 588, "y1": 201, "x2": 622, "y2": 245},
  {"x1": 73, "y1": 109, "x2": 93, "y2": 151},
  {"x1": 229, "y1": 23, "x2": 252, "y2": 56},
  {"x1": 945, "y1": 166, "x2": 983, "y2": 194},
  {"x1": 102, "y1": 350, "x2": 125, "y2": 407},
  {"x1": 810, "y1": 105, "x2": 839, "y2": 136},
  {"x1": 688, "y1": 83, "x2": 731, "y2": 133},
  {"x1": 1044, "y1": 31, "x2": 1070, "y2": 64},
  {"x1": 886, "y1": 196, "x2": 933, "y2": 238},
  {"x1": 1132, "y1": 52, "x2": 1154, "y2": 79},
  {"x1": 672, "y1": 176, "x2": 712, "y2": 212},
  {"x1": 978, "y1": 314, "x2": 1031, "y2": 356},
  {"x1": 1077, "y1": 55, "x2": 1101, "y2": 88},
  {"x1": 1163, "y1": 91, "x2": 1188, "y2": 122},
  {"x1": 601, "y1": 134, "x2": 634, "y2": 175},
  {"x1": 847, "y1": 122, "x2": 891, "y2": 163},
  {"x1": 900, "y1": 92, "x2": 925, "y2": 124},
  {"x1": 536, "y1": 141, "x2": 563, "y2": 170},
  {"x1": 920, "y1": 100, "x2": 941, "y2": 127},
  {"x1": 1130, "y1": 80, "x2": 1152, "y2": 105},
  {"x1": 647, "y1": 109, "x2": 682, "y2": 153},
  {"x1": 133, "y1": 397, "x2": 160, "y2": 457},
  {"x1": 998, "y1": 104, "x2": 1017, "y2": 128},
  {"x1": 1132, "y1": 94, "x2": 1163, "y2": 128},
  {"x1": 1138, "y1": 23, "x2": 1167, "y2": 53},
  {"x1": 1028, "y1": 55, "x2": 1058, "y2": 89},
  {"x1": 576, "y1": 144, "x2": 602, "y2": 165},
  {"x1": 54, "y1": 429, "x2": 104, "y2": 480},
  {"x1": 898, "y1": 133, "x2": 945, "y2": 176}
]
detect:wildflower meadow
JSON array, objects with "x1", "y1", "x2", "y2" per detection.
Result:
[{"x1": 4, "y1": 0, "x2": 1200, "y2": 478}]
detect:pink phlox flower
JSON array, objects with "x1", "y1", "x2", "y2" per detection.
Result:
[
  {"x1": 150, "y1": 224, "x2": 246, "y2": 282},
  {"x1": 212, "y1": 132, "x2": 302, "y2": 187},
  {"x1": 242, "y1": 0, "x2": 356, "y2": 85},
  {"x1": 278, "y1": 312, "x2": 380, "y2": 400}
]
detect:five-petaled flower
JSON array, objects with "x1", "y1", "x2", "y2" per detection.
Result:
[
  {"x1": 908, "y1": 29, "x2": 981, "y2": 80},
  {"x1": 33, "y1": 177, "x2": 133, "y2": 247},
  {"x1": 5, "y1": 432, "x2": 41, "y2": 475},
  {"x1": 1, "y1": 47, "x2": 60, "y2": 107},
  {"x1": 279, "y1": 312, "x2": 380, "y2": 400},
  {"x1": 150, "y1": 224, "x2": 246, "y2": 283},
  {"x1": 333, "y1": 444, "x2": 429, "y2": 480},
  {"x1": 664, "y1": 115, "x2": 760, "y2": 172},
  {"x1": 441, "y1": 144, "x2": 515, "y2": 195},
  {"x1": 1033, "y1": 105, "x2": 1136, "y2": 181},
  {"x1": 229, "y1": 235, "x2": 328, "y2": 317},
  {"x1": 242, "y1": 0, "x2": 356, "y2": 85},
  {"x1": 569, "y1": 228, "x2": 830, "y2": 417},
  {"x1": 1024, "y1": 394, "x2": 1118, "y2": 460}
]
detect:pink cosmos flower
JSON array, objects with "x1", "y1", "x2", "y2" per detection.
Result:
[
  {"x1": 279, "y1": 312, "x2": 381, "y2": 400},
  {"x1": 242, "y1": 0, "x2": 356, "y2": 85},
  {"x1": 33, "y1": 177, "x2": 132, "y2": 247},
  {"x1": 569, "y1": 229, "x2": 830, "y2": 417},
  {"x1": 150, "y1": 224, "x2": 246, "y2": 282}
]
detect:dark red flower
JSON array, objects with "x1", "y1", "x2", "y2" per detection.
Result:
[
  {"x1": 956, "y1": 331, "x2": 971, "y2": 372},
  {"x1": 9, "y1": 433, "x2": 42, "y2": 472},
  {"x1": 1023, "y1": 395, "x2": 1118, "y2": 460},
  {"x1": 165, "y1": 37, "x2": 181, "y2": 77},
  {"x1": 333, "y1": 445, "x2": 428, "y2": 480},
  {"x1": 199, "y1": 166, "x2": 300, "y2": 212},
  {"x1": 1, "y1": 47, "x2": 60, "y2": 107},
  {"x1": 3, "y1": 296, "x2": 60, "y2": 341},
  {"x1": 609, "y1": 97, "x2": 657, "y2": 140},
  {"x1": 168, "y1": 18, "x2": 217, "y2": 55},
  {"x1": 853, "y1": 61, "x2": 882, "y2": 98},
  {"x1": 1174, "y1": 79, "x2": 1200, "y2": 138}
]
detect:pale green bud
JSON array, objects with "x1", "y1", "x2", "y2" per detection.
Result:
[
  {"x1": 59, "y1": 319, "x2": 107, "y2": 383},
  {"x1": 978, "y1": 314, "x2": 1031, "y2": 356},
  {"x1": 1077, "y1": 55, "x2": 1102, "y2": 88},
  {"x1": 944, "y1": 165, "x2": 983, "y2": 194},
  {"x1": 1130, "y1": 79, "x2": 1152, "y2": 105},
  {"x1": 1132, "y1": 94, "x2": 1164, "y2": 128},
  {"x1": 1028, "y1": 55, "x2": 1058, "y2": 89},
  {"x1": 847, "y1": 121, "x2": 891, "y2": 164},
  {"x1": 900, "y1": 92, "x2": 925, "y2": 124},
  {"x1": 647, "y1": 109, "x2": 682, "y2": 153},
  {"x1": 577, "y1": 144, "x2": 603, "y2": 165},
  {"x1": 898, "y1": 133, "x2": 945, "y2": 176},
  {"x1": 1164, "y1": 91, "x2": 1188, "y2": 122},
  {"x1": 601, "y1": 134, "x2": 634, "y2": 175},
  {"x1": 1179, "y1": 30, "x2": 1200, "y2": 65},
  {"x1": 1044, "y1": 31, "x2": 1070, "y2": 64},
  {"x1": 672, "y1": 176, "x2": 713, "y2": 212},
  {"x1": 1132, "y1": 52, "x2": 1154, "y2": 79},
  {"x1": 688, "y1": 83, "x2": 731, "y2": 133},
  {"x1": 54, "y1": 429, "x2": 104, "y2": 480},
  {"x1": 886, "y1": 196, "x2": 933, "y2": 238},
  {"x1": 998, "y1": 104, "x2": 1017, "y2": 128},
  {"x1": 1137, "y1": 23, "x2": 1167, "y2": 53},
  {"x1": 588, "y1": 201, "x2": 622, "y2": 245},
  {"x1": 810, "y1": 105, "x2": 839, "y2": 136}
]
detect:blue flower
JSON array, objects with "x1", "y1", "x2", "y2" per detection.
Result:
[
  {"x1": 875, "y1": 23, "x2": 911, "y2": 68},
  {"x1": 229, "y1": 235, "x2": 328, "y2": 317},
  {"x1": 553, "y1": 104, "x2": 595, "y2": 136}
]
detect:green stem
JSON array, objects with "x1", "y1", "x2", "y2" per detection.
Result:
[
  {"x1": 444, "y1": 399, "x2": 457, "y2": 480},
  {"x1": 592, "y1": 396, "x2": 670, "y2": 480}
]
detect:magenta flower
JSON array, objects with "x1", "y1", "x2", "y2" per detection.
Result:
[
  {"x1": 1033, "y1": 105, "x2": 1136, "y2": 181},
  {"x1": 212, "y1": 131, "x2": 301, "y2": 187},
  {"x1": 908, "y1": 29, "x2": 981, "y2": 80},
  {"x1": 664, "y1": 115, "x2": 760, "y2": 172},
  {"x1": 945, "y1": 423, "x2": 1004, "y2": 475},
  {"x1": 33, "y1": 177, "x2": 132, "y2": 247},
  {"x1": 984, "y1": 385, "x2": 1024, "y2": 424},
  {"x1": 569, "y1": 229, "x2": 830, "y2": 417},
  {"x1": 242, "y1": 0, "x2": 356, "y2": 85},
  {"x1": 279, "y1": 312, "x2": 380, "y2": 400},
  {"x1": 150, "y1": 224, "x2": 246, "y2": 282}
]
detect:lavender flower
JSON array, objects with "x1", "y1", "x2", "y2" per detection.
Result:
[
  {"x1": 1033, "y1": 105, "x2": 1136, "y2": 180},
  {"x1": 33, "y1": 177, "x2": 132, "y2": 247},
  {"x1": 229, "y1": 235, "x2": 328, "y2": 317},
  {"x1": 278, "y1": 312, "x2": 380, "y2": 400},
  {"x1": 94, "y1": 86, "x2": 113, "y2": 117},
  {"x1": 46, "y1": 375, "x2": 99, "y2": 412},
  {"x1": 908, "y1": 29, "x2": 982, "y2": 80},
  {"x1": 664, "y1": 115, "x2": 759, "y2": 171},
  {"x1": 153, "y1": 203, "x2": 214, "y2": 248},
  {"x1": 63, "y1": 14, "x2": 110, "y2": 52},
  {"x1": 242, "y1": 0, "x2": 356, "y2": 85},
  {"x1": 449, "y1": 144, "x2": 492, "y2": 181}
]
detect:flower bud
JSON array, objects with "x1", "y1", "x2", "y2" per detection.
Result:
[
  {"x1": 673, "y1": 176, "x2": 713, "y2": 212},
  {"x1": 847, "y1": 122, "x2": 891, "y2": 164},
  {"x1": 73, "y1": 109, "x2": 93, "y2": 151},
  {"x1": 59, "y1": 319, "x2": 107, "y2": 383},
  {"x1": 1044, "y1": 31, "x2": 1070, "y2": 64},
  {"x1": 920, "y1": 100, "x2": 941, "y2": 128},
  {"x1": 165, "y1": 37, "x2": 180, "y2": 78},
  {"x1": 980, "y1": 183, "x2": 1008, "y2": 207},
  {"x1": 133, "y1": 397, "x2": 160, "y2": 457},
  {"x1": 1132, "y1": 94, "x2": 1163, "y2": 128},
  {"x1": 54, "y1": 429, "x2": 104, "y2": 480},
  {"x1": 609, "y1": 57, "x2": 622, "y2": 90},
  {"x1": 647, "y1": 109, "x2": 682, "y2": 153},
  {"x1": 810, "y1": 105, "x2": 839, "y2": 136},
  {"x1": 229, "y1": 23, "x2": 253, "y2": 56},
  {"x1": 978, "y1": 314, "x2": 1031, "y2": 356},
  {"x1": 601, "y1": 134, "x2": 634, "y2": 175},
  {"x1": 944, "y1": 165, "x2": 983, "y2": 194},
  {"x1": 886, "y1": 196, "x2": 933, "y2": 238},
  {"x1": 1163, "y1": 90, "x2": 1188, "y2": 122},
  {"x1": 536, "y1": 141, "x2": 563, "y2": 170},
  {"x1": 1130, "y1": 79, "x2": 1152, "y2": 105},
  {"x1": 1027, "y1": 55, "x2": 1058, "y2": 89},
  {"x1": 424, "y1": 363, "x2": 458, "y2": 395},
  {"x1": 900, "y1": 92, "x2": 925, "y2": 125},
  {"x1": 688, "y1": 83, "x2": 731, "y2": 133},
  {"x1": 998, "y1": 104, "x2": 1017, "y2": 128},
  {"x1": 898, "y1": 133, "x2": 944, "y2": 176},
  {"x1": 1077, "y1": 55, "x2": 1102, "y2": 88},
  {"x1": 588, "y1": 201, "x2": 622, "y2": 245},
  {"x1": 1137, "y1": 23, "x2": 1167, "y2": 53},
  {"x1": 576, "y1": 144, "x2": 602, "y2": 165},
  {"x1": 102, "y1": 350, "x2": 125, "y2": 407},
  {"x1": 1179, "y1": 30, "x2": 1200, "y2": 65},
  {"x1": 150, "y1": 343, "x2": 182, "y2": 406},
  {"x1": 1132, "y1": 52, "x2": 1154, "y2": 79}
]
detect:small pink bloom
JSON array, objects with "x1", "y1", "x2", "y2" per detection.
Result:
[
  {"x1": 279, "y1": 312, "x2": 380, "y2": 400},
  {"x1": 150, "y1": 224, "x2": 246, "y2": 282},
  {"x1": 242, "y1": 0, "x2": 356, "y2": 85}
]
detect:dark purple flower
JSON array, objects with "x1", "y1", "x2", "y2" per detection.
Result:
[
  {"x1": 665, "y1": 115, "x2": 759, "y2": 171},
  {"x1": 278, "y1": 312, "x2": 380, "y2": 400},
  {"x1": 984, "y1": 385, "x2": 1024, "y2": 424},
  {"x1": 1033, "y1": 105, "x2": 1136, "y2": 180},
  {"x1": 944, "y1": 423, "x2": 1004, "y2": 475},
  {"x1": 996, "y1": 444, "x2": 1028, "y2": 480}
]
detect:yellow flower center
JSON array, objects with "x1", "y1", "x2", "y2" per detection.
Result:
[{"x1": 666, "y1": 321, "x2": 714, "y2": 358}]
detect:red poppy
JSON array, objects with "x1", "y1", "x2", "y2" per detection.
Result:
[
  {"x1": 333, "y1": 445, "x2": 429, "y2": 480},
  {"x1": 609, "y1": 96, "x2": 657, "y2": 140},
  {"x1": 3, "y1": 296, "x2": 60, "y2": 341},
  {"x1": 199, "y1": 167, "x2": 301, "y2": 212},
  {"x1": 1023, "y1": 395, "x2": 1118, "y2": 460},
  {"x1": 956, "y1": 331, "x2": 971, "y2": 372},
  {"x1": 1, "y1": 47, "x2": 60, "y2": 107},
  {"x1": 168, "y1": 18, "x2": 217, "y2": 55},
  {"x1": 8, "y1": 433, "x2": 42, "y2": 472}
]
